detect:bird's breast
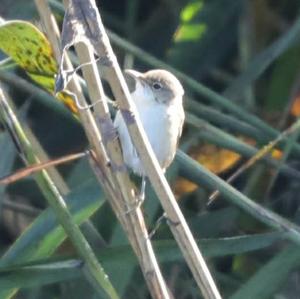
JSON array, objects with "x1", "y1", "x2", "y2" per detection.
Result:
[
  {"x1": 114, "y1": 89, "x2": 183, "y2": 176},
  {"x1": 136, "y1": 102, "x2": 180, "y2": 169}
]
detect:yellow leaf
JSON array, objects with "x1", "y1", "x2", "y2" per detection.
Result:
[
  {"x1": 191, "y1": 143, "x2": 242, "y2": 174},
  {"x1": 291, "y1": 93, "x2": 300, "y2": 117},
  {"x1": 0, "y1": 21, "x2": 77, "y2": 114},
  {"x1": 174, "y1": 177, "x2": 198, "y2": 197},
  {"x1": 174, "y1": 137, "x2": 255, "y2": 197}
]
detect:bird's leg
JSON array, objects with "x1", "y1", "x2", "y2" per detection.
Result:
[
  {"x1": 139, "y1": 176, "x2": 146, "y2": 202},
  {"x1": 125, "y1": 176, "x2": 146, "y2": 214},
  {"x1": 148, "y1": 212, "x2": 166, "y2": 239},
  {"x1": 149, "y1": 213, "x2": 180, "y2": 239}
]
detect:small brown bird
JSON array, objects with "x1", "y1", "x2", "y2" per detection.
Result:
[{"x1": 114, "y1": 69, "x2": 185, "y2": 196}]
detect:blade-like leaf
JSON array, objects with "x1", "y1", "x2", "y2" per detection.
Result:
[
  {"x1": 230, "y1": 245, "x2": 300, "y2": 299},
  {"x1": 224, "y1": 16, "x2": 300, "y2": 100},
  {"x1": 0, "y1": 131, "x2": 16, "y2": 213},
  {"x1": 176, "y1": 150, "x2": 300, "y2": 246},
  {"x1": 0, "y1": 179, "x2": 104, "y2": 298},
  {"x1": 0, "y1": 232, "x2": 282, "y2": 291}
]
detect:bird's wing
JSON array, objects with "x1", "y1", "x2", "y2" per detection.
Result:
[{"x1": 175, "y1": 106, "x2": 185, "y2": 149}]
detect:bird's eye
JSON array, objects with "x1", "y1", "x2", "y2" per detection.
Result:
[{"x1": 153, "y1": 82, "x2": 162, "y2": 90}]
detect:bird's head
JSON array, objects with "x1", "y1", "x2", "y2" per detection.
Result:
[{"x1": 124, "y1": 69, "x2": 184, "y2": 105}]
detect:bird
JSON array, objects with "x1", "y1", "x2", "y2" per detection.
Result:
[{"x1": 114, "y1": 69, "x2": 185, "y2": 199}]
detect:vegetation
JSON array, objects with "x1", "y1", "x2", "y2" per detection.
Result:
[{"x1": 0, "y1": 0, "x2": 300, "y2": 298}]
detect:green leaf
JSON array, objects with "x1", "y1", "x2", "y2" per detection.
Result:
[
  {"x1": 230, "y1": 245, "x2": 300, "y2": 299},
  {"x1": 180, "y1": 1, "x2": 204, "y2": 22},
  {"x1": 0, "y1": 20, "x2": 77, "y2": 114},
  {"x1": 0, "y1": 232, "x2": 282, "y2": 291},
  {"x1": 176, "y1": 150, "x2": 300, "y2": 246},
  {"x1": 265, "y1": 44, "x2": 300, "y2": 111},
  {"x1": 0, "y1": 179, "x2": 104, "y2": 298},
  {"x1": 169, "y1": 0, "x2": 242, "y2": 77},
  {"x1": 0, "y1": 131, "x2": 16, "y2": 213},
  {"x1": 224, "y1": 16, "x2": 300, "y2": 100}
]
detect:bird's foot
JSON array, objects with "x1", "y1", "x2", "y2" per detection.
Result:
[
  {"x1": 125, "y1": 178, "x2": 146, "y2": 214},
  {"x1": 149, "y1": 213, "x2": 180, "y2": 239},
  {"x1": 125, "y1": 192, "x2": 145, "y2": 214}
]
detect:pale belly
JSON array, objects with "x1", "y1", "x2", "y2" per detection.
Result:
[{"x1": 114, "y1": 104, "x2": 182, "y2": 176}]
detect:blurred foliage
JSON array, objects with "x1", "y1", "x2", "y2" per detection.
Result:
[
  {"x1": 1, "y1": 0, "x2": 300, "y2": 298},
  {"x1": 169, "y1": 0, "x2": 242, "y2": 79}
]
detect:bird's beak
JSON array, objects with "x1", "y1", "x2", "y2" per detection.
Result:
[{"x1": 124, "y1": 69, "x2": 146, "y2": 93}]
